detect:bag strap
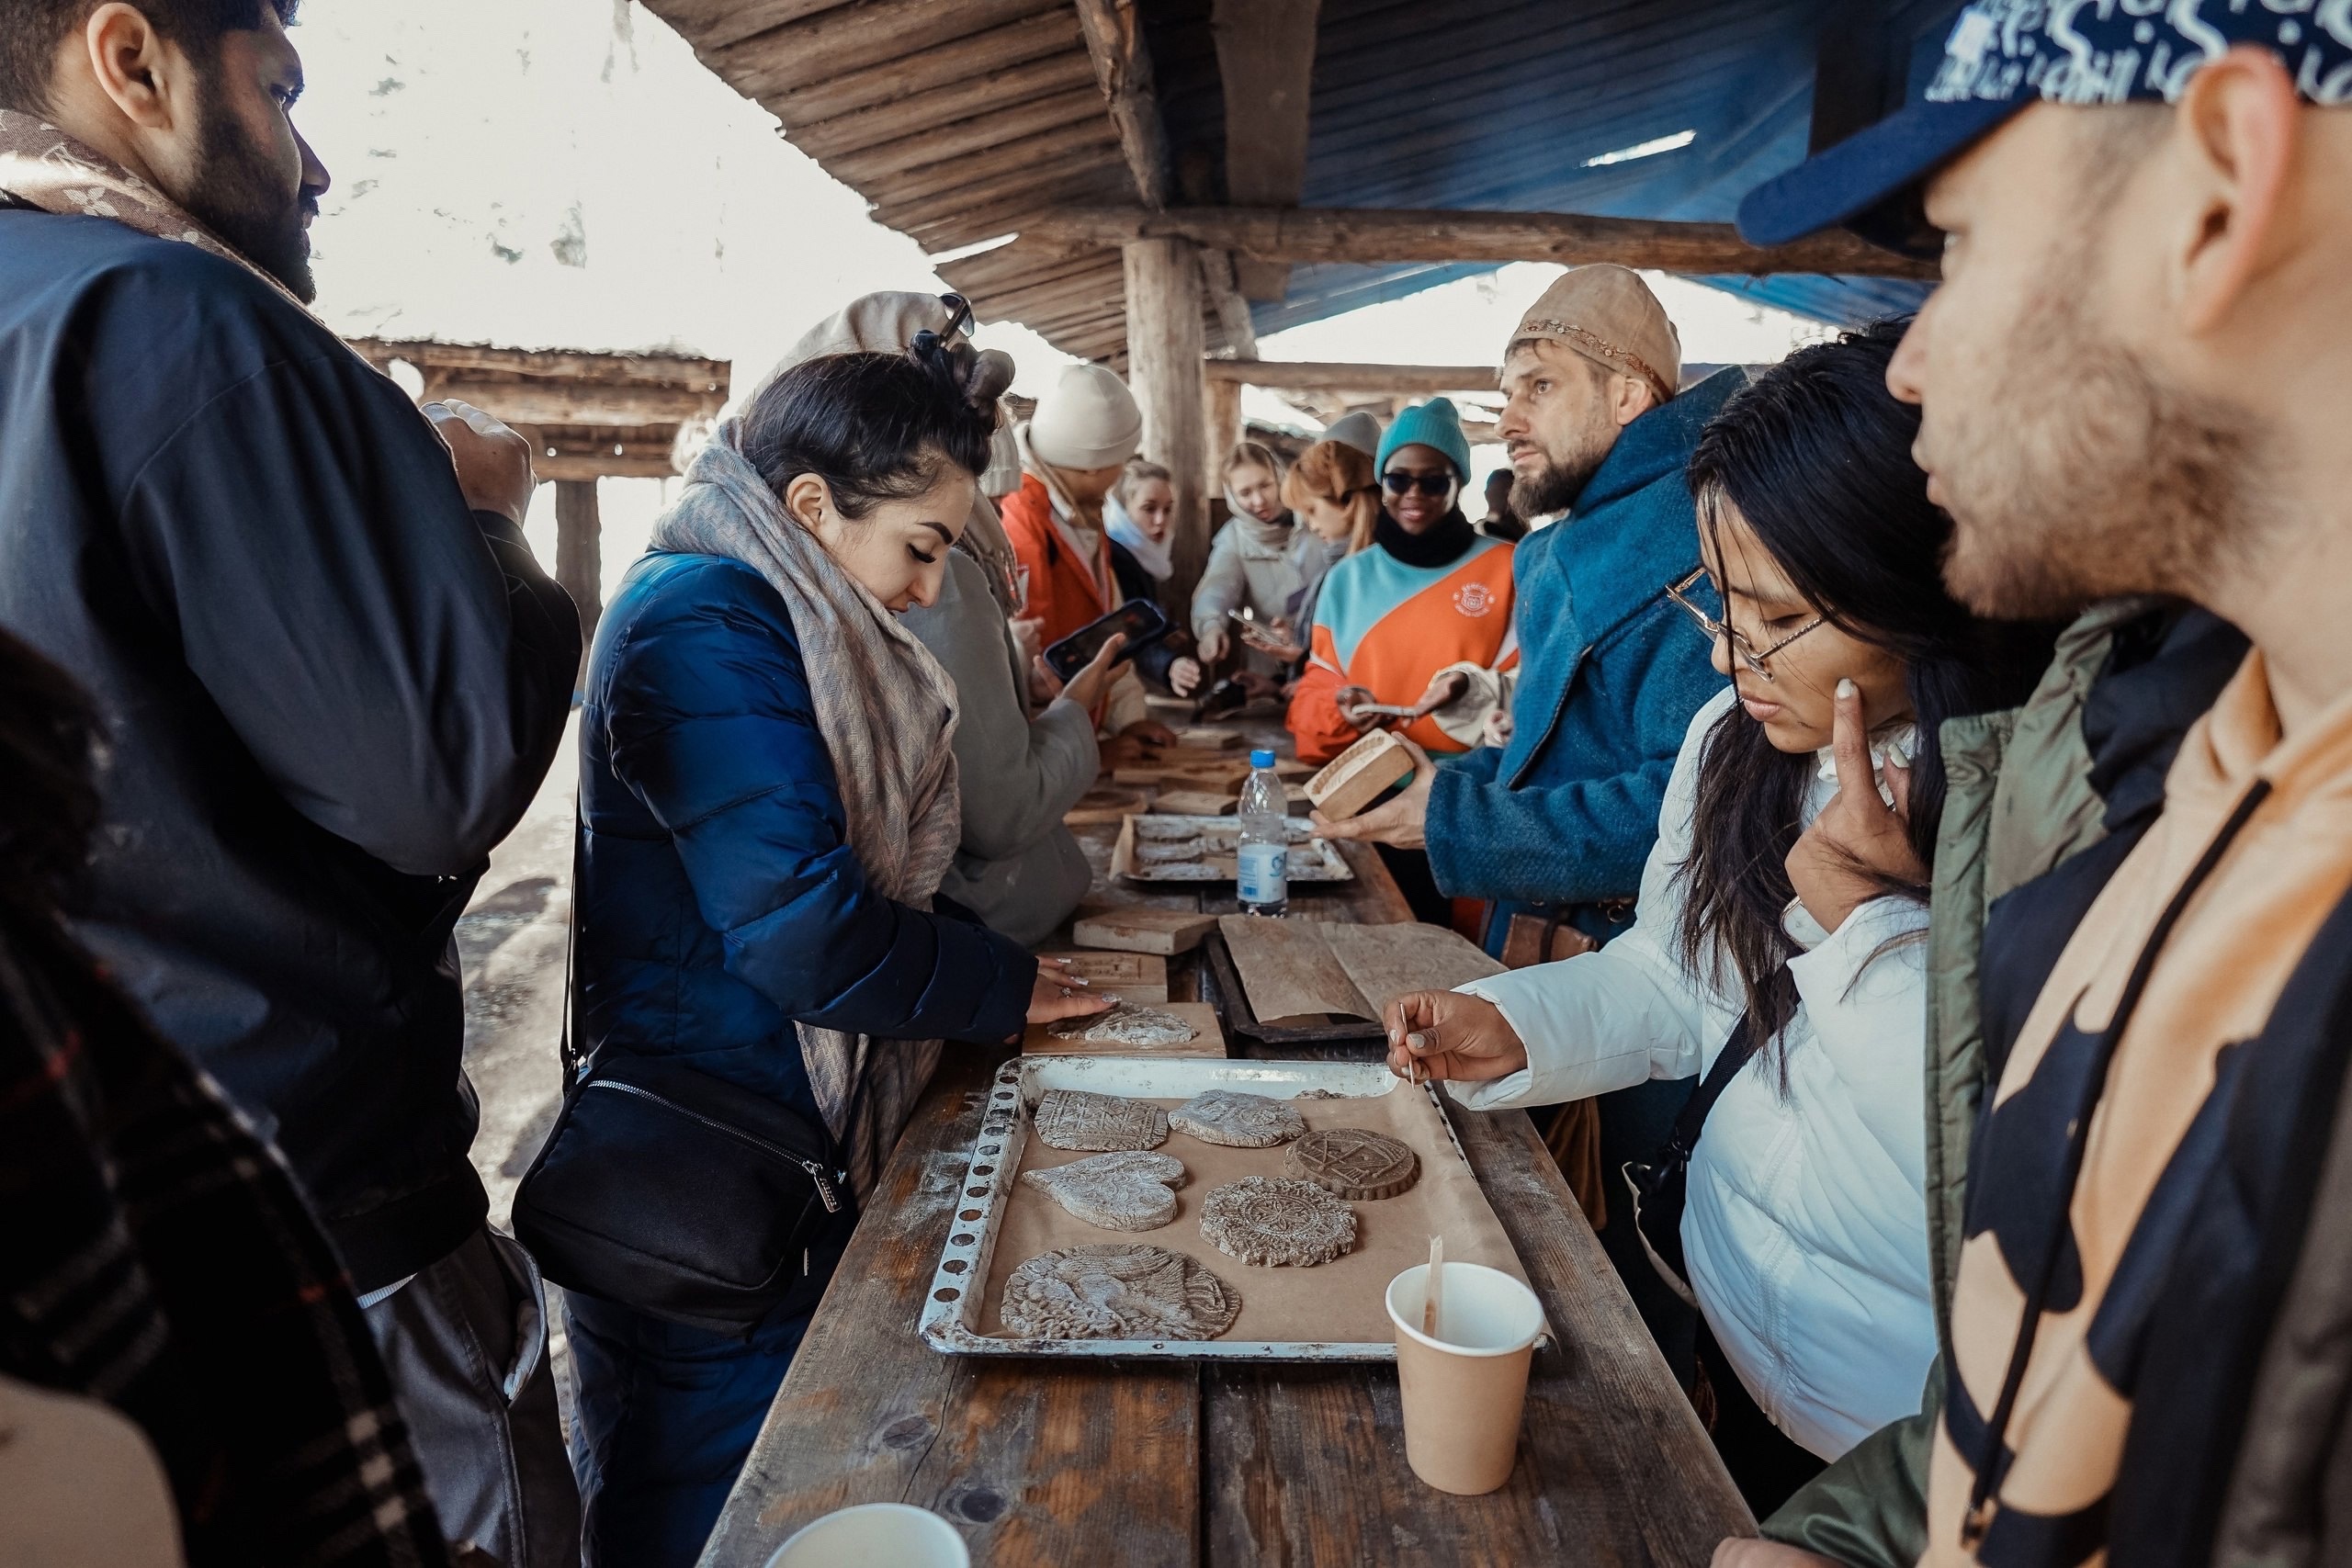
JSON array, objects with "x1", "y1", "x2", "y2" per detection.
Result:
[
  {"x1": 1656, "y1": 1010, "x2": 1761, "y2": 1170},
  {"x1": 560, "y1": 813, "x2": 585, "y2": 1093}
]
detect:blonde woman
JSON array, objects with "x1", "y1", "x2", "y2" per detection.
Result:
[{"x1": 1191, "y1": 440, "x2": 1305, "y2": 675}]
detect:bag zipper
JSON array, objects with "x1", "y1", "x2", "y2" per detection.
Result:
[{"x1": 585, "y1": 1079, "x2": 842, "y2": 1213}]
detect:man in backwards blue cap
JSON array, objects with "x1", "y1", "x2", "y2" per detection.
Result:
[{"x1": 1720, "y1": 7, "x2": 2350, "y2": 1568}]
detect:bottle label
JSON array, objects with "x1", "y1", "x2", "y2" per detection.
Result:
[{"x1": 1238, "y1": 842, "x2": 1288, "y2": 906}]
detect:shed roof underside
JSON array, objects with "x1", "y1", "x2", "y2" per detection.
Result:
[{"x1": 644, "y1": 0, "x2": 1961, "y2": 363}]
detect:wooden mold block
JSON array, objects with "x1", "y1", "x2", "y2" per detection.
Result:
[
  {"x1": 1305, "y1": 730, "x2": 1418, "y2": 821},
  {"x1": 1070, "y1": 906, "x2": 1219, "y2": 956},
  {"x1": 1154, "y1": 788, "x2": 1238, "y2": 817},
  {"x1": 1023, "y1": 1000, "x2": 1226, "y2": 1058},
  {"x1": 1033, "y1": 951, "x2": 1170, "y2": 1003}
]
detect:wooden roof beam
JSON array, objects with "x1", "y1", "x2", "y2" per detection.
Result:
[
  {"x1": 1212, "y1": 0, "x2": 1320, "y2": 302},
  {"x1": 1023, "y1": 205, "x2": 1937, "y2": 279},
  {"x1": 1202, "y1": 361, "x2": 1497, "y2": 394}
]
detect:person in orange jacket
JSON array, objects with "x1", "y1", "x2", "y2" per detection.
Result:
[{"x1": 1288, "y1": 398, "x2": 1519, "y2": 767}]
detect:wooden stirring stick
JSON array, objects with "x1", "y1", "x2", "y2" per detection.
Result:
[{"x1": 1423, "y1": 1235, "x2": 1444, "y2": 1337}]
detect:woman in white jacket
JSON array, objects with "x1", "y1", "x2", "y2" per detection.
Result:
[{"x1": 1384, "y1": 323, "x2": 2058, "y2": 1511}]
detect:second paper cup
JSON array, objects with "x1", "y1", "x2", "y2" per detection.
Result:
[{"x1": 1385, "y1": 1261, "x2": 1544, "y2": 1495}]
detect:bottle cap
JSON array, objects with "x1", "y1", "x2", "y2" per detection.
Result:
[{"x1": 1250, "y1": 749, "x2": 1277, "y2": 768}]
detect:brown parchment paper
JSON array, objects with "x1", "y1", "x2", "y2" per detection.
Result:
[
  {"x1": 1217, "y1": 917, "x2": 1506, "y2": 1026},
  {"x1": 978, "y1": 1081, "x2": 1530, "y2": 1347}
]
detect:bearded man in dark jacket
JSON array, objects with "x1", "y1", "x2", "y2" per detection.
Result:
[{"x1": 0, "y1": 4, "x2": 580, "y2": 1562}]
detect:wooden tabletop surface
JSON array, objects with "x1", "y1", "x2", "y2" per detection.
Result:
[{"x1": 699, "y1": 736, "x2": 1754, "y2": 1567}]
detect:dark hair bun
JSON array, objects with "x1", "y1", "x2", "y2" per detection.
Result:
[{"x1": 907, "y1": 333, "x2": 1012, "y2": 425}]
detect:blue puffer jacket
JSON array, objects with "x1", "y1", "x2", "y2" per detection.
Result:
[
  {"x1": 576, "y1": 551, "x2": 1035, "y2": 1127},
  {"x1": 1424, "y1": 369, "x2": 1740, "y2": 919}
]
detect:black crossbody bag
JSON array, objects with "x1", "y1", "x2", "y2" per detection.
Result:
[
  {"x1": 1619, "y1": 1012, "x2": 1760, "y2": 1307},
  {"x1": 512, "y1": 835, "x2": 855, "y2": 1337}
]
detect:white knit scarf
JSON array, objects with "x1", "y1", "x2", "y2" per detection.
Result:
[{"x1": 650, "y1": 424, "x2": 965, "y2": 1198}]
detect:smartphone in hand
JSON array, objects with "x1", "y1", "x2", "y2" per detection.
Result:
[{"x1": 1043, "y1": 598, "x2": 1171, "y2": 682}]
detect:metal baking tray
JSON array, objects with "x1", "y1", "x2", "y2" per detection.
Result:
[
  {"x1": 1110, "y1": 814, "x2": 1354, "y2": 884},
  {"x1": 918, "y1": 1055, "x2": 1523, "y2": 1362}
]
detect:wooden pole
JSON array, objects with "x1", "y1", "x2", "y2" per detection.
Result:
[
  {"x1": 1025, "y1": 204, "x2": 1938, "y2": 279},
  {"x1": 1204, "y1": 377, "x2": 1242, "y2": 495},
  {"x1": 1124, "y1": 237, "x2": 1208, "y2": 626},
  {"x1": 554, "y1": 479, "x2": 603, "y2": 667}
]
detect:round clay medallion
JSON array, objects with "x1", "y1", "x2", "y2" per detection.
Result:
[
  {"x1": 1283, "y1": 1127, "x2": 1420, "y2": 1200},
  {"x1": 1198, "y1": 1176, "x2": 1358, "y2": 1267}
]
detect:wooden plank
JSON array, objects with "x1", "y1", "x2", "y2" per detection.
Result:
[
  {"x1": 1070, "y1": 0, "x2": 1169, "y2": 208},
  {"x1": 1024, "y1": 204, "x2": 1939, "y2": 279},
  {"x1": 641, "y1": 0, "x2": 849, "y2": 54},
  {"x1": 420, "y1": 378, "x2": 723, "y2": 429},
  {"x1": 787, "y1": 50, "x2": 1097, "y2": 161},
  {"x1": 876, "y1": 120, "x2": 1121, "y2": 209},
  {"x1": 1203, "y1": 359, "x2": 1497, "y2": 394},
  {"x1": 707, "y1": 0, "x2": 1057, "y2": 96},
  {"x1": 1197, "y1": 247, "x2": 1259, "y2": 360},
  {"x1": 1211, "y1": 0, "x2": 1321, "y2": 301},
  {"x1": 1023, "y1": 1000, "x2": 1225, "y2": 1057},
  {"x1": 1031, "y1": 951, "x2": 1169, "y2": 1003},
  {"x1": 757, "y1": 9, "x2": 1081, "y2": 125},
  {"x1": 1124, "y1": 237, "x2": 1210, "y2": 624},
  {"x1": 348, "y1": 339, "x2": 729, "y2": 389},
  {"x1": 826, "y1": 85, "x2": 1108, "y2": 187},
  {"x1": 696, "y1": 1054, "x2": 1201, "y2": 1567},
  {"x1": 1069, "y1": 906, "x2": 1218, "y2": 956},
  {"x1": 1202, "y1": 1104, "x2": 1754, "y2": 1566}
]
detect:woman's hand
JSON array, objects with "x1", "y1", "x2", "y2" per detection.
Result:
[
  {"x1": 1027, "y1": 958, "x2": 1114, "y2": 1025},
  {"x1": 1786, "y1": 678, "x2": 1927, "y2": 933},
  {"x1": 1384, "y1": 992, "x2": 1528, "y2": 1084},
  {"x1": 1047, "y1": 633, "x2": 1126, "y2": 712},
  {"x1": 1334, "y1": 684, "x2": 1380, "y2": 731},
  {"x1": 1124, "y1": 719, "x2": 1179, "y2": 748},
  {"x1": 1312, "y1": 737, "x2": 1435, "y2": 850},
  {"x1": 1169, "y1": 657, "x2": 1203, "y2": 697},
  {"x1": 1197, "y1": 626, "x2": 1228, "y2": 665}
]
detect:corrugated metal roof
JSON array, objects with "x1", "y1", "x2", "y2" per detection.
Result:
[{"x1": 641, "y1": 0, "x2": 1956, "y2": 359}]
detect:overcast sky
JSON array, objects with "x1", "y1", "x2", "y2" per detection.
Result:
[{"x1": 291, "y1": 0, "x2": 1828, "y2": 586}]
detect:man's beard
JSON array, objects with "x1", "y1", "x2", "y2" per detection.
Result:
[
  {"x1": 1508, "y1": 415, "x2": 1616, "y2": 518},
  {"x1": 1933, "y1": 249, "x2": 2267, "y2": 620},
  {"x1": 184, "y1": 89, "x2": 316, "y2": 302}
]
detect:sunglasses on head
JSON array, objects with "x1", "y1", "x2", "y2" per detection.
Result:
[{"x1": 1382, "y1": 470, "x2": 1454, "y2": 498}]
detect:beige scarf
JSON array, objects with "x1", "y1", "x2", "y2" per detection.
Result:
[
  {"x1": 649, "y1": 424, "x2": 965, "y2": 1199},
  {"x1": 0, "y1": 108, "x2": 320, "y2": 320}
]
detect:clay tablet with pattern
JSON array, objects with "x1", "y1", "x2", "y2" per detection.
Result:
[
  {"x1": 1199, "y1": 1176, "x2": 1358, "y2": 1267},
  {"x1": 1020, "y1": 1152, "x2": 1187, "y2": 1232},
  {"x1": 1284, "y1": 1127, "x2": 1420, "y2": 1200},
  {"x1": 1136, "y1": 837, "x2": 1205, "y2": 864},
  {"x1": 999, "y1": 1244, "x2": 1239, "y2": 1340},
  {"x1": 1046, "y1": 1001, "x2": 1198, "y2": 1048},
  {"x1": 1135, "y1": 818, "x2": 1203, "y2": 841},
  {"x1": 1032, "y1": 1089, "x2": 1169, "y2": 1152},
  {"x1": 1169, "y1": 1089, "x2": 1305, "y2": 1148}
]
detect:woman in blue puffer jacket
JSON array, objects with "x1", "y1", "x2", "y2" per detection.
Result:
[{"x1": 558, "y1": 328, "x2": 1109, "y2": 1567}]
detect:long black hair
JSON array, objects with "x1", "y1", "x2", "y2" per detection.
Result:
[
  {"x1": 737, "y1": 331, "x2": 1011, "y2": 517},
  {"x1": 1676, "y1": 321, "x2": 2059, "y2": 1051}
]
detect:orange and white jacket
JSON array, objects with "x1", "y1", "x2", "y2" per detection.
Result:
[{"x1": 1286, "y1": 531, "x2": 1518, "y2": 764}]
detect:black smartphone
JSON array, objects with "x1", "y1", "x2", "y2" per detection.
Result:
[{"x1": 1043, "y1": 597, "x2": 1171, "y2": 682}]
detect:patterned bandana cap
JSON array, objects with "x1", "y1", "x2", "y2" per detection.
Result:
[{"x1": 1736, "y1": 0, "x2": 2352, "y2": 248}]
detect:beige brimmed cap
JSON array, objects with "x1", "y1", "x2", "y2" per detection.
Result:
[
  {"x1": 1507, "y1": 265, "x2": 1680, "y2": 403},
  {"x1": 1028, "y1": 363, "x2": 1144, "y2": 471}
]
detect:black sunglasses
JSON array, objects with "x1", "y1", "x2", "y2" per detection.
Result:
[{"x1": 1382, "y1": 470, "x2": 1455, "y2": 498}]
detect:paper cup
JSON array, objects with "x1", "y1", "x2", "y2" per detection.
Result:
[
  {"x1": 765, "y1": 1503, "x2": 969, "y2": 1568},
  {"x1": 1385, "y1": 1262, "x2": 1544, "y2": 1495}
]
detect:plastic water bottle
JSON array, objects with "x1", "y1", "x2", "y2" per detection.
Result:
[{"x1": 1237, "y1": 749, "x2": 1290, "y2": 918}]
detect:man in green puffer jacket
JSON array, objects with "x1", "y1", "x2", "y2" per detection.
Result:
[{"x1": 1740, "y1": 599, "x2": 2245, "y2": 1567}]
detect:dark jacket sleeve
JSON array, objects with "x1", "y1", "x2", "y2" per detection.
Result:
[
  {"x1": 603, "y1": 564, "x2": 1034, "y2": 1043},
  {"x1": 119, "y1": 350, "x2": 578, "y2": 876}
]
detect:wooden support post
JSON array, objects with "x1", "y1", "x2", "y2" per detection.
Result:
[
  {"x1": 1204, "y1": 377, "x2": 1242, "y2": 495},
  {"x1": 554, "y1": 479, "x2": 603, "y2": 662},
  {"x1": 1124, "y1": 237, "x2": 1208, "y2": 626}
]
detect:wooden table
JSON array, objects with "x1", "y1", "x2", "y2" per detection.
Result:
[{"x1": 701, "y1": 757, "x2": 1754, "y2": 1566}]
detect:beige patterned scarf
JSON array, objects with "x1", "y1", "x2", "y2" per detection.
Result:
[
  {"x1": 0, "y1": 109, "x2": 312, "y2": 314},
  {"x1": 650, "y1": 424, "x2": 966, "y2": 1198}
]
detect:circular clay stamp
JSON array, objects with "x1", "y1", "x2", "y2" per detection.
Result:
[
  {"x1": 1284, "y1": 1127, "x2": 1420, "y2": 1201},
  {"x1": 999, "y1": 1244, "x2": 1239, "y2": 1340},
  {"x1": 1169, "y1": 1089, "x2": 1305, "y2": 1149},
  {"x1": 1199, "y1": 1176, "x2": 1358, "y2": 1267}
]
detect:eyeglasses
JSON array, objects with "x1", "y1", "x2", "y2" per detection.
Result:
[
  {"x1": 938, "y1": 292, "x2": 973, "y2": 339},
  {"x1": 1382, "y1": 470, "x2": 1455, "y2": 498},
  {"x1": 1665, "y1": 569, "x2": 1826, "y2": 682}
]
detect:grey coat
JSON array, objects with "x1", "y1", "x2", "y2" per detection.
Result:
[{"x1": 902, "y1": 550, "x2": 1098, "y2": 946}]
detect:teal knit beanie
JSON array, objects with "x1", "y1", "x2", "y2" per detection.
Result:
[{"x1": 1374, "y1": 398, "x2": 1472, "y2": 483}]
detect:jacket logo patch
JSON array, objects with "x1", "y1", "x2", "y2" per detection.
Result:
[{"x1": 1453, "y1": 582, "x2": 1495, "y2": 618}]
